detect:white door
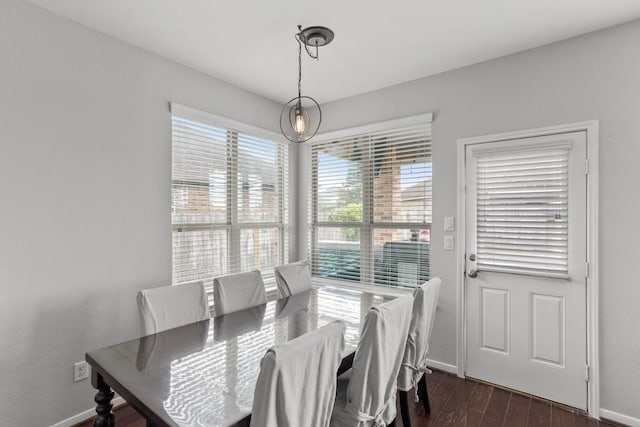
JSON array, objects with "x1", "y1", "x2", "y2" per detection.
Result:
[{"x1": 465, "y1": 132, "x2": 588, "y2": 409}]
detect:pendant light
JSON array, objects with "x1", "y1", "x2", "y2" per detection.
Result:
[{"x1": 280, "y1": 25, "x2": 334, "y2": 143}]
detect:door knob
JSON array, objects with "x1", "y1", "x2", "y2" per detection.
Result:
[
  {"x1": 468, "y1": 269, "x2": 478, "y2": 278},
  {"x1": 469, "y1": 254, "x2": 476, "y2": 261}
]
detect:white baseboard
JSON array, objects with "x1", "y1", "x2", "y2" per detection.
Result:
[
  {"x1": 600, "y1": 408, "x2": 640, "y2": 427},
  {"x1": 50, "y1": 396, "x2": 125, "y2": 427},
  {"x1": 426, "y1": 358, "x2": 457, "y2": 375}
]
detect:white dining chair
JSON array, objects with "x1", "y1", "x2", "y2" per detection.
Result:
[
  {"x1": 275, "y1": 289, "x2": 312, "y2": 318},
  {"x1": 274, "y1": 260, "x2": 313, "y2": 298},
  {"x1": 330, "y1": 295, "x2": 413, "y2": 427},
  {"x1": 136, "y1": 281, "x2": 210, "y2": 336},
  {"x1": 250, "y1": 320, "x2": 346, "y2": 427},
  {"x1": 213, "y1": 270, "x2": 267, "y2": 316},
  {"x1": 397, "y1": 277, "x2": 442, "y2": 426}
]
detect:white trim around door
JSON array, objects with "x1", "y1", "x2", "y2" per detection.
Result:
[{"x1": 455, "y1": 121, "x2": 599, "y2": 418}]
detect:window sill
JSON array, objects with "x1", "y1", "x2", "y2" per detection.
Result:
[{"x1": 311, "y1": 277, "x2": 413, "y2": 297}]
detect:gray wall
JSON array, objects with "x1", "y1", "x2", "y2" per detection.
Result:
[
  {"x1": 315, "y1": 18, "x2": 640, "y2": 420},
  {"x1": 0, "y1": 1, "x2": 282, "y2": 425}
]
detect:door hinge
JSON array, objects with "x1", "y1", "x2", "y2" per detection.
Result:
[
  {"x1": 585, "y1": 158, "x2": 590, "y2": 175},
  {"x1": 585, "y1": 365, "x2": 591, "y2": 382},
  {"x1": 585, "y1": 262, "x2": 590, "y2": 278}
]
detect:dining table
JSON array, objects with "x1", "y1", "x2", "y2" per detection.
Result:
[{"x1": 85, "y1": 285, "x2": 393, "y2": 427}]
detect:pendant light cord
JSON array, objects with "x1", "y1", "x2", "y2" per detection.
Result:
[
  {"x1": 295, "y1": 25, "x2": 321, "y2": 102},
  {"x1": 297, "y1": 25, "x2": 320, "y2": 61},
  {"x1": 297, "y1": 35, "x2": 302, "y2": 100}
]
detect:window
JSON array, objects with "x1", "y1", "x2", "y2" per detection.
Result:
[
  {"x1": 171, "y1": 104, "x2": 288, "y2": 294},
  {"x1": 474, "y1": 146, "x2": 569, "y2": 279},
  {"x1": 309, "y1": 118, "x2": 432, "y2": 289}
]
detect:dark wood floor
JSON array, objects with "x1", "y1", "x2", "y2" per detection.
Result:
[{"x1": 74, "y1": 370, "x2": 627, "y2": 427}]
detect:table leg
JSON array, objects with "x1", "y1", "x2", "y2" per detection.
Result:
[
  {"x1": 92, "y1": 371, "x2": 115, "y2": 427},
  {"x1": 398, "y1": 390, "x2": 411, "y2": 427}
]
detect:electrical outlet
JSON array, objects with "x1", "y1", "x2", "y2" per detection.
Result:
[{"x1": 73, "y1": 361, "x2": 89, "y2": 382}]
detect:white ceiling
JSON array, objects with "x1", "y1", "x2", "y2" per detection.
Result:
[{"x1": 23, "y1": 0, "x2": 640, "y2": 104}]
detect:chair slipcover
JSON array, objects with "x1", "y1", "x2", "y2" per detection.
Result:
[
  {"x1": 274, "y1": 260, "x2": 313, "y2": 298},
  {"x1": 137, "y1": 281, "x2": 210, "y2": 336},
  {"x1": 275, "y1": 289, "x2": 312, "y2": 318},
  {"x1": 330, "y1": 295, "x2": 413, "y2": 427},
  {"x1": 397, "y1": 277, "x2": 442, "y2": 392},
  {"x1": 213, "y1": 270, "x2": 267, "y2": 316},
  {"x1": 250, "y1": 320, "x2": 346, "y2": 427}
]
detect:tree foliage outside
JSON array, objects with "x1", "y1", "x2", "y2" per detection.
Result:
[
  {"x1": 330, "y1": 158, "x2": 363, "y2": 241},
  {"x1": 340, "y1": 159, "x2": 362, "y2": 205},
  {"x1": 329, "y1": 202, "x2": 362, "y2": 241}
]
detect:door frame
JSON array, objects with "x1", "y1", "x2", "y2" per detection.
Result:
[{"x1": 455, "y1": 121, "x2": 600, "y2": 417}]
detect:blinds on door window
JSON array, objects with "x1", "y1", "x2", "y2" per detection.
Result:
[
  {"x1": 475, "y1": 147, "x2": 569, "y2": 279},
  {"x1": 310, "y1": 121, "x2": 432, "y2": 289},
  {"x1": 171, "y1": 104, "x2": 288, "y2": 294}
]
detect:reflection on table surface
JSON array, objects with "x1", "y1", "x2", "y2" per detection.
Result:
[{"x1": 87, "y1": 286, "x2": 391, "y2": 427}]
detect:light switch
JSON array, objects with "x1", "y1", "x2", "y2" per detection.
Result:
[
  {"x1": 444, "y1": 235, "x2": 455, "y2": 251},
  {"x1": 444, "y1": 216, "x2": 455, "y2": 232}
]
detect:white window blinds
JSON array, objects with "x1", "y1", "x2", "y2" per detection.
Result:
[
  {"x1": 310, "y1": 121, "x2": 432, "y2": 289},
  {"x1": 171, "y1": 104, "x2": 288, "y2": 294},
  {"x1": 475, "y1": 147, "x2": 569, "y2": 279}
]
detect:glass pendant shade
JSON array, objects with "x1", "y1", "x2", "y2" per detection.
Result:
[
  {"x1": 280, "y1": 95, "x2": 322, "y2": 143},
  {"x1": 293, "y1": 105, "x2": 308, "y2": 134}
]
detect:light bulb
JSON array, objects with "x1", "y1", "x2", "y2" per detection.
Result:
[
  {"x1": 280, "y1": 96, "x2": 320, "y2": 142},
  {"x1": 293, "y1": 107, "x2": 307, "y2": 134}
]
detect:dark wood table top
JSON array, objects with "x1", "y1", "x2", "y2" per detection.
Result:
[{"x1": 86, "y1": 286, "x2": 392, "y2": 427}]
